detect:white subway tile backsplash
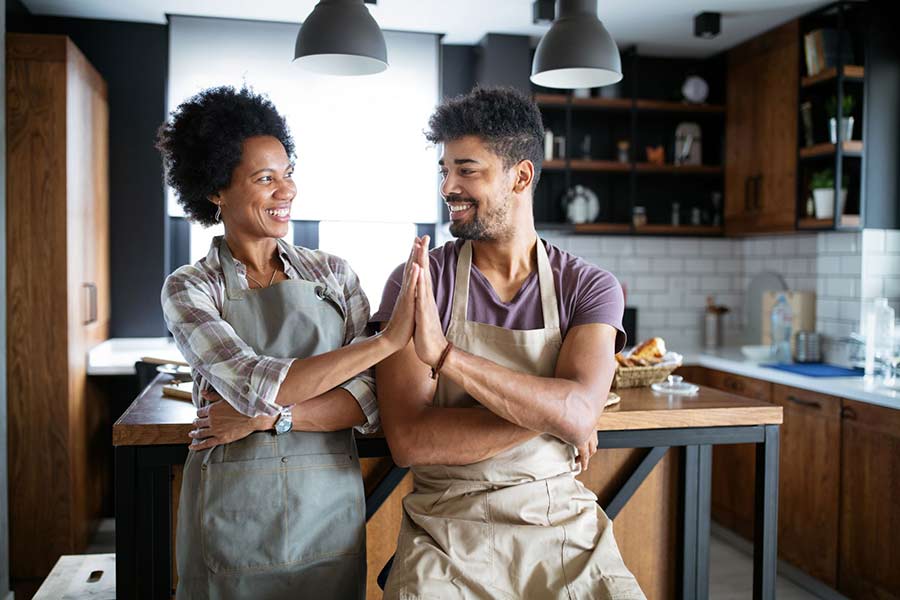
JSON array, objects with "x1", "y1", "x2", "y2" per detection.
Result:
[
  {"x1": 862, "y1": 229, "x2": 885, "y2": 254},
  {"x1": 818, "y1": 255, "x2": 841, "y2": 275},
  {"x1": 601, "y1": 237, "x2": 635, "y2": 256},
  {"x1": 667, "y1": 238, "x2": 701, "y2": 256},
  {"x1": 839, "y1": 300, "x2": 861, "y2": 322},
  {"x1": 795, "y1": 235, "x2": 817, "y2": 257},
  {"x1": 824, "y1": 232, "x2": 860, "y2": 254},
  {"x1": 885, "y1": 277, "x2": 900, "y2": 298},
  {"x1": 885, "y1": 230, "x2": 900, "y2": 253},
  {"x1": 650, "y1": 292, "x2": 684, "y2": 308},
  {"x1": 701, "y1": 276, "x2": 731, "y2": 291},
  {"x1": 632, "y1": 276, "x2": 668, "y2": 291},
  {"x1": 685, "y1": 258, "x2": 716, "y2": 274},
  {"x1": 839, "y1": 255, "x2": 861, "y2": 275},
  {"x1": 700, "y1": 239, "x2": 733, "y2": 257},
  {"x1": 775, "y1": 237, "x2": 797, "y2": 255},
  {"x1": 862, "y1": 276, "x2": 884, "y2": 298},
  {"x1": 867, "y1": 257, "x2": 900, "y2": 276},
  {"x1": 567, "y1": 236, "x2": 603, "y2": 256},
  {"x1": 786, "y1": 258, "x2": 809, "y2": 275},
  {"x1": 651, "y1": 257, "x2": 683, "y2": 272},
  {"x1": 794, "y1": 277, "x2": 817, "y2": 293},
  {"x1": 625, "y1": 292, "x2": 653, "y2": 307},
  {"x1": 819, "y1": 299, "x2": 840, "y2": 319},
  {"x1": 715, "y1": 258, "x2": 740, "y2": 274},
  {"x1": 825, "y1": 276, "x2": 859, "y2": 299},
  {"x1": 669, "y1": 275, "x2": 700, "y2": 290},
  {"x1": 619, "y1": 257, "x2": 651, "y2": 273},
  {"x1": 634, "y1": 238, "x2": 669, "y2": 256}
]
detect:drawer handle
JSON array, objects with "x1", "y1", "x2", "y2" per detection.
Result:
[
  {"x1": 787, "y1": 395, "x2": 821, "y2": 410},
  {"x1": 725, "y1": 379, "x2": 744, "y2": 392},
  {"x1": 841, "y1": 406, "x2": 857, "y2": 420}
]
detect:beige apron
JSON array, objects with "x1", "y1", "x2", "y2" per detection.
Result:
[
  {"x1": 384, "y1": 240, "x2": 645, "y2": 600},
  {"x1": 175, "y1": 236, "x2": 366, "y2": 600}
]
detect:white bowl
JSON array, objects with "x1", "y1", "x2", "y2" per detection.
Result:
[{"x1": 741, "y1": 345, "x2": 772, "y2": 362}]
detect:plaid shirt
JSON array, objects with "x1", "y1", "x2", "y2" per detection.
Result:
[{"x1": 161, "y1": 237, "x2": 378, "y2": 433}]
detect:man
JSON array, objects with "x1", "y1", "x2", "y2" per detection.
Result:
[{"x1": 372, "y1": 87, "x2": 646, "y2": 599}]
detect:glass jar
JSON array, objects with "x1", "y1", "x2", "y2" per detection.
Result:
[{"x1": 632, "y1": 206, "x2": 647, "y2": 227}]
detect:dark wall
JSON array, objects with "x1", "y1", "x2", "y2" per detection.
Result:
[
  {"x1": 1, "y1": 5, "x2": 9, "y2": 597},
  {"x1": 862, "y1": 1, "x2": 900, "y2": 229},
  {"x1": 476, "y1": 34, "x2": 532, "y2": 95},
  {"x1": 442, "y1": 44, "x2": 476, "y2": 99},
  {"x1": 7, "y1": 2, "x2": 170, "y2": 336}
]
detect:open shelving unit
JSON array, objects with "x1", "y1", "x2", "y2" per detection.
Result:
[
  {"x1": 533, "y1": 51, "x2": 727, "y2": 236},
  {"x1": 796, "y1": 1, "x2": 866, "y2": 231}
]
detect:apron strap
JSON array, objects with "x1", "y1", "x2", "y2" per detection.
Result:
[
  {"x1": 451, "y1": 239, "x2": 561, "y2": 332},
  {"x1": 217, "y1": 236, "x2": 246, "y2": 301},
  {"x1": 535, "y1": 239, "x2": 561, "y2": 332},
  {"x1": 450, "y1": 241, "x2": 474, "y2": 323}
]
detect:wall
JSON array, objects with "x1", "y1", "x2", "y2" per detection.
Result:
[
  {"x1": 540, "y1": 229, "x2": 895, "y2": 362},
  {"x1": 7, "y1": 2, "x2": 170, "y2": 337}
]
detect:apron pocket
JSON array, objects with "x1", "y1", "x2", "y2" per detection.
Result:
[{"x1": 200, "y1": 452, "x2": 362, "y2": 574}]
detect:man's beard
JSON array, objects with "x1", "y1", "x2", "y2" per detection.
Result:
[{"x1": 448, "y1": 195, "x2": 511, "y2": 241}]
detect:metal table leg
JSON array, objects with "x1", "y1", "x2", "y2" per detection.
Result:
[{"x1": 753, "y1": 425, "x2": 780, "y2": 600}]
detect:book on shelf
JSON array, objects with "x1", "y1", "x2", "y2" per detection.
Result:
[{"x1": 804, "y1": 29, "x2": 855, "y2": 77}]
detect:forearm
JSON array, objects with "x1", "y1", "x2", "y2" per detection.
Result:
[
  {"x1": 292, "y1": 388, "x2": 366, "y2": 432},
  {"x1": 440, "y1": 348, "x2": 598, "y2": 446},
  {"x1": 276, "y1": 334, "x2": 396, "y2": 407},
  {"x1": 385, "y1": 407, "x2": 537, "y2": 467}
]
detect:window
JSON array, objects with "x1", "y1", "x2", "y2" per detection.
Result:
[{"x1": 167, "y1": 15, "x2": 440, "y2": 301}]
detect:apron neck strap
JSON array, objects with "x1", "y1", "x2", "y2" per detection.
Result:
[
  {"x1": 535, "y1": 238, "x2": 560, "y2": 331},
  {"x1": 217, "y1": 236, "x2": 246, "y2": 301},
  {"x1": 451, "y1": 239, "x2": 560, "y2": 331}
]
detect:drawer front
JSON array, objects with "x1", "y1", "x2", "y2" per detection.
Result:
[
  {"x1": 772, "y1": 384, "x2": 841, "y2": 419},
  {"x1": 705, "y1": 369, "x2": 772, "y2": 402}
]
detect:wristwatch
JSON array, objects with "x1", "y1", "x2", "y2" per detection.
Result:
[{"x1": 273, "y1": 406, "x2": 293, "y2": 435}]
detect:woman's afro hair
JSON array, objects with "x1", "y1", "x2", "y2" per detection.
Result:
[{"x1": 156, "y1": 86, "x2": 295, "y2": 227}]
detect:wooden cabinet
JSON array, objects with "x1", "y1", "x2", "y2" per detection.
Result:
[
  {"x1": 6, "y1": 33, "x2": 110, "y2": 579},
  {"x1": 838, "y1": 399, "x2": 900, "y2": 599},
  {"x1": 705, "y1": 370, "x2": 771, "y2": 538},
  {"x1": 772, "y1": 385, "x2": 841, "y2": 587},
  {"x1": 725, "y1": 21, "x2": 799, "y2": 235}
]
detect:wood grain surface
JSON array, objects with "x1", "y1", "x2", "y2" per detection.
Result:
[{"x1": 115, "y1": 375, "x2": 782, "y2": 447}]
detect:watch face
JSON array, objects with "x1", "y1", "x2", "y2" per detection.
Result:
[{"x1": 275, "y1": 415, "x2": 291, "y2": 434}]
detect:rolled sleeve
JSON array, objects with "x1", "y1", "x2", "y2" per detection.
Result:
[
  {"x1": 249, "y1": 356, "x2": 296, "y2": 415},
  {"x1": 340, "y1": 371, "x2": 379, "y2": 434}
]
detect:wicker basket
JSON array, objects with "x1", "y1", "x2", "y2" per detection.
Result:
[{"x1": 612, "y1": 361, "x2": 681, "y2": 389}]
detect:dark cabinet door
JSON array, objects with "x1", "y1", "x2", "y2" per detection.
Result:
[
  {"x1": 839, "y1": 399, "x2": 900, "y2": 599},
  {"x1": 772, "y1": 385, "x2": 841, "y2": 587}
]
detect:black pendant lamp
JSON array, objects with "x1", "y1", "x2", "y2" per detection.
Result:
[
  {"x1": 294, "y1": 0, "x2": 388, "y2": 76},
  {"x1": 531, "y1": 0, "x2": 622, "y2": 89}
]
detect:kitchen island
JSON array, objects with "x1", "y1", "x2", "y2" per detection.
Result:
[{"x1": 113, "y1": 375, "x2": 782, "y2": 600}]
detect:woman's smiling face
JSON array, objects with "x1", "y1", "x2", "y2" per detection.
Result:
[{"x1": 213, "y1": 135, "x2": 296, "y2": 240}]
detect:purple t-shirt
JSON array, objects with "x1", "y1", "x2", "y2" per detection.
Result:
[{"x1": 371, "y1": 239, "x2": 626, "y2": 351}]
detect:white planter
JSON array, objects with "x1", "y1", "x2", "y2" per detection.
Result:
[
  {"x1": 829, "y1": 116, "x2": 854, "y2": 144},
  {"x1": 812, "y1": 188, "x2": 848, "y2": 219}
]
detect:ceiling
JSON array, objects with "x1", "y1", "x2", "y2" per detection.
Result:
[{"x1": 22, "y1": 0, "x2": 828, "y2": 57}]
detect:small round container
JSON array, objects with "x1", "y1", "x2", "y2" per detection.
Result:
[
  {"x1": 651, "y1": 375, "x2": 699, "y2": 396},
  {"x1": 794, "y1": 331, "x2": 822, "y2": 363}
]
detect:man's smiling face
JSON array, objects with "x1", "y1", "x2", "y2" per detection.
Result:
[{"x1": 439, "y1": 135, "x2": 518, "y2": 242}]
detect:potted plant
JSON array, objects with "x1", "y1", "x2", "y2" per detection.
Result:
[
  {"x1": 825, "y1": 95, "x2": 855, "y2": 144},
  {"x1": 809, "y1": 168, "x2": 847, "y2": 219}
]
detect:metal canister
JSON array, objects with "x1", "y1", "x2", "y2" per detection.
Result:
[{"x1": 794, "y1": 331, "x2": 822, "y2": 363}]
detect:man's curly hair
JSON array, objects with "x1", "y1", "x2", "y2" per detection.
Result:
[
  {"x1": 156, "y1": 86, "x2": 295, "y2": 227},
  {"x1": 425, "y1": 86, "x2": 545, "y2": 190}
]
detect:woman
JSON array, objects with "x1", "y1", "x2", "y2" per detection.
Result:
[{"x1": 157, "y1": 86, "x2": 419, "y2": 599}]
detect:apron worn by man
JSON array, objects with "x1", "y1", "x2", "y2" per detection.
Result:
[
  {"x1": 176, "y1": 237, "x2": 366, "y2": 600},
  {"x1": 384, "y1": 240, "x2": 645, "y2": 600}
]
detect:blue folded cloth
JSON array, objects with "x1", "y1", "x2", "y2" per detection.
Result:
[{"x1": 762, "y1": 363, "x2": 864, "y2": 377}]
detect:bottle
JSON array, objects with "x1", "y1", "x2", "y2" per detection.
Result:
[
  {"x1": 671, "y1": 202, "x2": 680, "y2": 226},
  {"x1": 770, "y1": 294, "x2": 793, "y2": 363},
  {"x1": 863, "y1": 297, "x2": 895, "y2": 382}
]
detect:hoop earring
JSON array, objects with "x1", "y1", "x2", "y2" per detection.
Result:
[{"x1": 214, "y1": 206, "x2": 221, "y2": 222}]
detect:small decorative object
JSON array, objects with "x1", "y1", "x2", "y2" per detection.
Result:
[
  {"x1": 810, "y1": 168, "x2": 847, "y2": 219},
  {"x1": 805, "y1": 195, "x2": 815, "y2": 217},
  {"x1": 710, "y1": 191, "x2": 722, "y2": 226},
  {"x1": 573, "y1": 88, "x2": 591, "y2": 99},
  {"x1": 826, "y1": 95, "x2": 855, "y2": 144},
  {"x1": 681, "y1": 75, "x2": 709, "y2": 103},
  {"x1": 580, "y1": 134, "x2": 592, "y2": 160},
  {"x1": 674, "y1": 122, "x2": 702, "y2": 165},
  {"x1": 544, "y1": 130, "x2": 555, "y2": 161},
  {"x1": 616, "y1": 140, "x2": 630, "y2": 163},
  {"x1": 632, "y1": 206, "x2": 647, "y2": 227},
  {"x1": 554, "y1": 136, "x2": 566, "y2": 159},
  {"x1": 671, "y1": 202, "x2": 680, "y2": 226},
  {"x1": 562, "y1": 185, "x2": 600, "y2": 224},
  {"x1": 645, "y1": 145, "x2": 665, "y2": 165},
  {"x1": 704, "y1": 296, "x2": 730, "y2": 350},
  {"x1": 800, "y1": 101, "x2": 814, "y2": 147},
  {"x1": 599, "y1": 82, "x2": 622, "y2": 99},
  {"x1": 691, "y1": 206, "x2": 702, "y2": 225}
]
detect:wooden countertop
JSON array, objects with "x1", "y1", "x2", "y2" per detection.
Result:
[{"x1": 114, "y1": 375, "x2": 782, "y2": 447}]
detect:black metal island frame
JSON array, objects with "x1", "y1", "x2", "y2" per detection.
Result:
[{"x1": 114, "y1": 376, "x2": 782, "y2": 599}]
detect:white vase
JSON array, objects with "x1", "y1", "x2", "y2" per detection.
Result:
[
  {"x1": 829, "y1": 116, "x2": 854, "y2": 144},
  {"x1": 812, "y1": 188, "x2": 848, "y2": 219}
]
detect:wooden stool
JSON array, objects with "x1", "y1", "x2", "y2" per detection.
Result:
[{"x1": 33, "y1": 553, "x2": 115, "y2": 599}]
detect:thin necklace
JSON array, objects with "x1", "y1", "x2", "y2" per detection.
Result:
[{"x1": 246, "y1": 267, "x2": 279, "y2": 289}]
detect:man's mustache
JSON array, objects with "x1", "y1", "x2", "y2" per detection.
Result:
[{"x1": 444, "y1": 195, "x2": 479, "y2": 206}]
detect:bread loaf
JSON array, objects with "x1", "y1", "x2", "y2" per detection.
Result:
[{"x1": 630, "y1": 337, "x2": 667, "y2": 363}]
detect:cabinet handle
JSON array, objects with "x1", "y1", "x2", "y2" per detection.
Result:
[
  {"x1": 754, "y1": 175, "x2": 763, "y2": 211},
  {"x1": 744, "y1": 176, "x2": 752, "y2": 211},
  {"x1": 83, "y1": 282, "x2": 97, "y2": 325},
  {"x1": 787, "y1": 395, "x2": 821, "y2": 410},
  {"x1": 841, "y1": 406, "x2": 858, "y2": 420},
  {"x1": 725, "y1": 379, "x2": 744, "y2": 392}
]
